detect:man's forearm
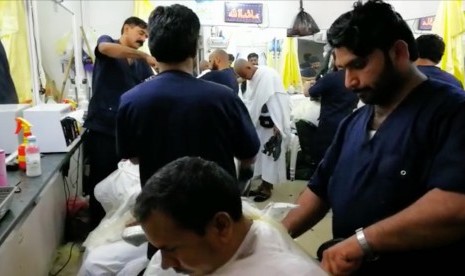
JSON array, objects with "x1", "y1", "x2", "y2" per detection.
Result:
[
  {"x1": 282, "y1": 187, "x2": 329, "y2": 238},
  {"x1": 364, "y1": 188, "x2": 465, "y2": 253},
  {"x1": 99, "y1": 42, "x2": 148, "y2": 60}
]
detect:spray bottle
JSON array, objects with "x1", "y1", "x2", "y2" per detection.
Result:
[{"x1": 15, "y1": 117, "x2": 33, "y2": 171}]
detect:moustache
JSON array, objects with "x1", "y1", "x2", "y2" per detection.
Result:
[{"x1": 352, "y1": 88, "x2": 371, "y2": 94}]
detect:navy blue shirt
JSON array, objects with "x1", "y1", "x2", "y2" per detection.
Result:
[
  {"x1": 116, "y1": 71, "x2": 260, "y2": 185},
  {"x1": 309, "y1": 79, "x2": 465, "y2": 273},
  {"x1": 309, "y1": 70, "x2": 358, "y2": 159},
  {"x1": 309, "y1": 70, "x2": 359, "y2": 128},
  {"x1": 200, "y1": 68, "x2": 239, "y2": 94},
  {"x1": 84, "y1": 35, "x2": 154, "y2": 136},
  {"x1": 418, "y1": 65, "x2": 463, "y2": 88}
]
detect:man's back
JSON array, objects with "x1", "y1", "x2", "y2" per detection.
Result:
[
  {"x1": 200, "y1": 67, "x2": 239, "y2": 94},
  {"x1": 418, "y1": 65, "x2": 463, "y2": 89},
  {"x1": 117, "y1": 70, "x2": 259, "y2": 185}
]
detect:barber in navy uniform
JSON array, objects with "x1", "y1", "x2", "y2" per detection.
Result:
[{"x1": 84, "y1": 16, "x2": 155, "y2": 229}]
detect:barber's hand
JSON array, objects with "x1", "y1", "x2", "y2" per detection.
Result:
[
  {"x1": 320, "y1": 236, "x2": 364, "y2": 276},
  {"x1": 145, "y1": 55, "x2": 157, "y2": 68}
]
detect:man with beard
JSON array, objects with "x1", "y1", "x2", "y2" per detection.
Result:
[
  {"x1": 84, "y1": 16, "x2": 156, "y2": 229},
  {"x1": 282, "y1": 1, "x2": 465, "y2": 275},
  {"x1": 200, "y1": 49, "x2": 239, "y2": 94}
]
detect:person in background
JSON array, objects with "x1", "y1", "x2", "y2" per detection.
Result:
[
  {"x1": 247, "y1": 52, "x2": 259, "y2": 66},
  {"x1": 83, "y1": 16, "x2": 156, "y2": 229},
  {"x1": 304, "y1": 50, "x2": 359, "y2": 167},
  {"x1": 135, "y1": 156, "x2": 326, "y2": 276},
  {"x1": 300, "y1": 53, "x2": 321, "y2": 78},
  {"x1": 0, "y1": 39, "x2": 19, "y2": 104},
  {"x1": 415, "y1": 34, "x2": 463, "y2": 88},
  {"x1": 197, "y1": 59, "x2": 210, "y2": 78},
  {"x1": 282, "y1": 1, "x2": 465, "y2": 275},
  {"x1": 228, "y1": 53, "x2": 235, "y2": 67},
  {"x1": 200, "y1": 49, "x2": 239, "y2": 94},
  {"x1": 235, "y1": 59, "x2": 291, "y2": 202},
  {"x1": 240, "y1": 52, "x2": 260, "y2": 94},
  {"x1": 116, "y1": 3, "x2": 260, "y2": 269}
]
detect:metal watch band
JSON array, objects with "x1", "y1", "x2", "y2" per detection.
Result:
[{"x1": 355, "y1": 227, "x2": 377, "y2": 261}]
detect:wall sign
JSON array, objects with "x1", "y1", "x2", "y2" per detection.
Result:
[
  {"x1": 418, "y1": 16, "x2": 435, "y2": 31},
  {"x1": 224, "y1": 2, "x2": 263, "y2": 24}
]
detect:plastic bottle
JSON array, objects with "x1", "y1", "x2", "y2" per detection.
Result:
[
  {"x1": 25, "y1": 136, "x2": 42, "y2": 177},
  {"x1": 0, "y1": 149, "x2": 7, "y2": 187}
]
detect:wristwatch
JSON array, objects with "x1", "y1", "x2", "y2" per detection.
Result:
[{"x1": 355, "y1": 227, "x2": 379, "y2": 261}]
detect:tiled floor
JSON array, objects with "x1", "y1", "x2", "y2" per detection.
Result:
[{"x1": 49, "y1": 179, "x2": 332, "y2": 275}]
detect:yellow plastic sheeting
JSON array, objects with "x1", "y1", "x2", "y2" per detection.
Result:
[
  {"x1": 0, "y1": 1, "x2": 32, "y2": 103},
  {"x1": 134, "y1": 0, "x2": 155, "y2": 55},
  {"x1": 281, "y1": 37, "x2": 302, "y2": 92},
  {"x1": 432, "y1": 0, "x2": 465, "y2": 84}
]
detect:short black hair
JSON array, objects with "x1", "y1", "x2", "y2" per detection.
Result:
[
  {"x1": 416, "y1": 34, "x2": 445, "y2": 64},
  {"x1": 228, "y1": 54, "x2": 235, "y2": 62},
  {"x1": 121, "y1": 16, "x2": 148, "y2": 35},
  {"x1": 247, "y1": 53, "x2": 259, "y2": 60},
  {"x1": 327, "y1": 0, "x2": 418, "y2": 61},
  {"x1": 134, "y1": 157, "x2": 243, "y2": 235},
  {"x1": 148, "y1": 4, "x2": 200, "y2": 63},
  {"x1": 303, "y1": 53, "x2": 312, "y2": 61}
]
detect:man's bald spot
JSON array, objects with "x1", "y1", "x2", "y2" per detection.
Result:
[
  {"x1": 233, "y1": 59, "x2": 250, "y2": 72},
  {"x1": 210, "y1": 49, "x2": 229, "y2": 61}
]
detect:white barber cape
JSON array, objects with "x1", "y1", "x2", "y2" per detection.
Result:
[
  {"x1": 144, "y1": 220, "x2": 326, "y2": 276},
  {"x1": 242, "y1": 66, "x2": 291, "y2": 185}
]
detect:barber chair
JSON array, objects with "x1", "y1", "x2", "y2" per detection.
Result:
[{"x1": 294, "y1": 120, "x2": 319, "y2": 180}]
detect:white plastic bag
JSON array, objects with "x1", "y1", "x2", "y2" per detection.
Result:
[{"x1": 83, "y1": 160, "x2": 141, "y2": 250}]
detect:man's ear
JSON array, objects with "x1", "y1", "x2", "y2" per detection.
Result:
[
  {"x1": 391, "y1": 40, "x2": 410, "y2": 66},
  {"x1": 211, "y1": 212, "x2": 234, "y2": 240}
]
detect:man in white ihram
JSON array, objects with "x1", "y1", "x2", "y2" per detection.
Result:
[{"x1": 234, "y1": 59, "x2": 291, "y2": 202}]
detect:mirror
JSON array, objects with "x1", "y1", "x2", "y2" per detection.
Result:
[
  {"x1": 297, "y1": 37, "x2": 326, "y2": 80},
  {"x1": 35, "y1": 0, "x2": 75, "y2": 103},
  {"x1": 0, "y1": 0, "x2": 82, "y2": 106}
]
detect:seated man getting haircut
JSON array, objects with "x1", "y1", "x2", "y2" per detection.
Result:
[{"x1": 135, "y1": 156, "x2": 326, "y2": 276}]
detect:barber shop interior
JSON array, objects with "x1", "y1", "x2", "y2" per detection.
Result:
[{"x1": 1, "y1": 0, "x2": 465, "y2": 275}]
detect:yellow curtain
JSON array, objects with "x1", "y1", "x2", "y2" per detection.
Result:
[
  {"x1": 0, "y1": 0, "x2": 32, "y2": 103},
  {"x1": 134, "y1": 0, "x2": 155, "y2": 55},
  {"x1": 432, "y1": 0, "x2": 465, "y2": 84},
  {"x1": 281, "y1": 37, "x2": 301, "y2": 92}
]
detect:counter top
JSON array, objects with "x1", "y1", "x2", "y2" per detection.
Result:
[{"x1": 0, "y1": 143, "x2": 81, "y2": 245}]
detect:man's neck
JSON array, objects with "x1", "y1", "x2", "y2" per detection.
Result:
[
  {"x1": 213, "y1": 218, "x2": 253, "y2": 271},
  {"x1": 158, "y1": 58, "x2": 194, "y2": 75},
  {"x1": 373, "y1": 66, "x2": 427, "y2": 128},
  {"x1": 415, "y1": 58, "x2": 436, "y2": 66}
]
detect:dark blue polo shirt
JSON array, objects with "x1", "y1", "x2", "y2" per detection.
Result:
[
  {"x1": 84, "y1": 35, "x2": 153, "y2": 136},
  {"x1": 309, "y1": 79, "x2": 465, "y2": 273},
  {"x1": 116, "y1": 70, "x2": 260, "y2": 185},
  {"x1": 309, "y1": 70, "x2": 359, "y2": 129},
  {"x1": 418, "y1": 65, "x2": 463, "y2": 88},
  {"x1": 200, "y1": 67, "x2": 239, "y2": 94},
  {"x1": 309, "y1": 70, "x2": 359, "y2": 159}
]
